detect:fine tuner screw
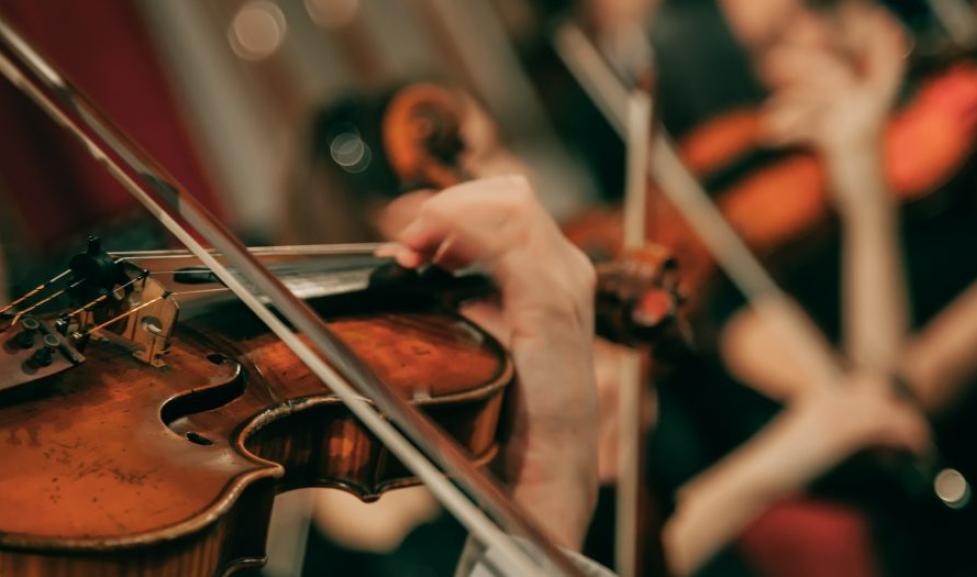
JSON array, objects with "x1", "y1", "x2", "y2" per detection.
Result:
[
  {"x1": 29, "y1": 334, "x2": 60, "y2": 368},
  {"x1": 13, "y1": 316, "x2": 40, "y2": 349}
]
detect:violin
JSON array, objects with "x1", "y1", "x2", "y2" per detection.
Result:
[
  {"x1": 665, "y1": 62, "x2": 977, "y2": 300},
  {"x1": 0, "y1": 238, "x2": 516, "y2": 576},
  {"x1": 0, "y1": 225, "x2": 682, "y2": 577},
  {"x1": 549, "y1": 33, "x2": 977, "y2": 308},
  {"x1": 0, "y1": 14, "x2": 609, "y2": 575}
]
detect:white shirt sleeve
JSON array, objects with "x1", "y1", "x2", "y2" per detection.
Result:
[{"x1": 457, "y1": 538, "x2": 617, "y2": 577}]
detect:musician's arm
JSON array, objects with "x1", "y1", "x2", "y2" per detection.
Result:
[
  {"x1": 721, "y1": 3, "x2": 910, "y2": 399},
  {"x1": 901, "y1": 282, "x2": 977, "y2": 412},
  {"x1": 663, "y1": 374, "x2": 929, "y2": 576},
  {"x1": 716, "y1": 169, "x2": 906, "y2": 402},
  {"x1": 832, "y1": 145, "x2": 908, "y2": 374},
  {"x1": 454, "y1": 370, "x2": 928, "y2": 577},
  {"x1": 719, "y1": 300, "x2": 838, "y2": 402},
  {"x1": 386, "y1": 176, "x2": 600, "y2": 551},
  {"x1": 457, "y1": 538, "x2": 617, "y2": 577}
]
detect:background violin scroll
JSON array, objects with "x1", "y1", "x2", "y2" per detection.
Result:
[{"x1": 382, "y1": 82, "x2": 469, "y2": 191}]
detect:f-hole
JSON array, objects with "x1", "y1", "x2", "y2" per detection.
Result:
[{"x1": 160, "y1": 353, "x2": 246, "y2": 437}]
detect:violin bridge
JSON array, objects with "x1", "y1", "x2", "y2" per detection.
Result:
[
  {"x1": 116, "y1": 265, "x2": 179, "y2": 368},
  {"x1": 72, "y1": 262, "x2": 179, "y2": 368}
]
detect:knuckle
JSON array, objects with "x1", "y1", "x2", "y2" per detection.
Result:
[
  {"x1": 506, "y1": 173, "x2": 534, "y2": 197},
  {"x1": 503, "y1": 175, "x2": 537, "y2": 212},
  {"x1": 419, "y1": 198, "x2": 449, "y2": 223}
]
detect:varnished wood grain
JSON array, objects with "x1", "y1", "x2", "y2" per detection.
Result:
[{"x1": 0, "y1": 310, "x2": 511, "y2": 576}]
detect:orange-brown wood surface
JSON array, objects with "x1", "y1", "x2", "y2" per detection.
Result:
[{"x1": 0, "y1": 308, "x2": 511, "y2": 576}]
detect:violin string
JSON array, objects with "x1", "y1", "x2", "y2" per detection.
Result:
[
  {"x1": 0, "y1": 268, "x2": 72, "y2": 316},
  {"x1": 110, "y1": 279, "x2": 359, "y2": 303},
  {"x1": 135, "y1": 269, "x2": 224, "y2": 277},
  {"x1": 74, "y1": 292, "x2": 171, "y2": 338},
  {"x1": 145, "y1": 259, "x2": 387, "y2": 278},
  {"x1": 70, "y1": 285, "x2": 218, "y2": 339},
  {"x1": 0, "y1": 20, "x2": 572, "y2": 575},
  {"x1": 61, "y1": 293, "x2": 109, "y2": 322},
  {"x1": 169, "y1": 287, "x2": 234, "y2": 298},
  {"x1": 11, "y1": 276, "x2": 90, "y2": 325},
  {"x1": 11, "y1": 288, "x2": 67, "y2": 326},
  {"x1": 60, "y1": 272, "x2": 150, "y2": 321}
]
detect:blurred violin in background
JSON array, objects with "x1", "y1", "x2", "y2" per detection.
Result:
[
  {"x1": 559, "y1": 61, "x2": 977, "y2": 309},
  {"x1": 680, "y1": 62, "x2": 977, "y2": 255}
]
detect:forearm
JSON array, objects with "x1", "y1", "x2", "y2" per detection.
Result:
[
  {"x1": 720, "y1": 299, "x2": 842, "y2": 401},
  {"x1": 664, "y1": 363, "x2": 932, "y2": 577},
  {"x1": 386, "y1": 176, "x2": 602, "y2": 556},
  {"x1": 833, "y1": 147, "x2": 908, "y2": 373},
  {"x1": 902, "y1": 282, "x2": 977, "y2": 412},
  {"x1": 502, "y1": 329, "x2": 599, "y2": 550},
  {"x1": 457, "y1": 537, "x2": 617, "y2": 577},
  {"x1": 663, "y1": 404, "x2": 847, "y2": 576}
]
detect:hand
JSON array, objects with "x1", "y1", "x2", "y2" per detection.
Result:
[
  {"x1": 760, "y1": 2, "x2": 907, "y2": 154},
  {"x1": 584, "y1": 0, "x2": 658, "y2": 33},
  {"x1": 760, "y1": 2, "x2": 908, "y2": 219},
  {"x1": 381, "y1": 175, "x2": 600, "y2": 548},
  {"x1": 780, "y1": 372, "x2": 932, "y2": 487},
  {"x1": 663, "y1": 372, "x2": 931, "y2": 577}
]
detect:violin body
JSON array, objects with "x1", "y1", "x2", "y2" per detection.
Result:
[{"x1": 0, "y1": 300, "x2": 511, "y2": 577}]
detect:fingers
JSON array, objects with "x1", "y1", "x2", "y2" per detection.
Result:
[
  {"x1": 758, "y1": 1, "x2": 909, "y2": 151},
  {"x1": 839, "y1": 2, "x2": 907, "y2": 102},
  {"x1": 761, "y1": 88, "x2": 830, "y2": 146},
  {"x1": 763, "y1": 44, "x2": 855, "y2": 92},
  {"x1": 376, "y1": 176, "x2": 532, "y2": 270},
  {"x1": 376, "y1": 189, "x2": 437, "y2": 240},
  {"x1": 381, "y1": 174, "x2": 596, "y2": 341},
  {"x1": 759, "y1": 43, "x2": 858, "y2": 146},
  {"x1": 395, "y1": 174, "x2": 546, "y2": 271},
  {"x1": 862, "y1": 383, "x2": 934, "y2": 458},
  {"x1": 836, "y1": 374, "x2": 934, "y2": 458}
]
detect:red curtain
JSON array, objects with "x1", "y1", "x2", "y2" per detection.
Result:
[{"x1": 0, "y1": 0, "x2": 221, "y2": 249}]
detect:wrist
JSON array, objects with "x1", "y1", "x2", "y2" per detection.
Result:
[
  {"x1": 824, "y1": 136, "x2": 890, "y2": 215},
  {"x1": 505, "y1": 436, "x2": 598, "y2": 549},
  {"x1": 762, "y1": 403, "x2": 854, "y2": 490},
  {"x1": 839, "y1": 202, "x2": 898, "y2": 237},
  {"x1": 500, "y1": 333, "x2": 599, "y2": 550}
]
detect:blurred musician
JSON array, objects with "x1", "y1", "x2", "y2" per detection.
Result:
[
  {"x1": 620, "y1": 1, "x2": 977, "y2": 576},
  {"x1": 490, "y1": 0, "x2": 977, "y2": 575}
]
